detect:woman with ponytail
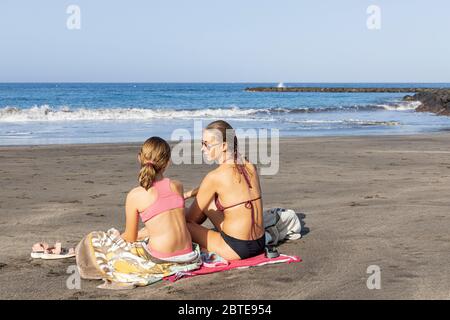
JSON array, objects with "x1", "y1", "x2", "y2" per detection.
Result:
[
  {"x1": 184, "y1": 120, "x2": 265, "y2": 260},
  {"x1": 120, "y1": 137, "x2": 196, "y2": 262}
]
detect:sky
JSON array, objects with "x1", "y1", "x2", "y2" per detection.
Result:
[{"x1": 0, "y1": 0, "x2": 449, "y2": 82}]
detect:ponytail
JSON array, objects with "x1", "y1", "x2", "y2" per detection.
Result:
[
  {"x1": 138, "y1": 137, "x2": 171, "y2": 190},
  {"x1": 139, "y1": 163, "x2": 157, "y2": 190},
  {"x1": 232, "y1": 134, "x2": 252, "y2": 184}
]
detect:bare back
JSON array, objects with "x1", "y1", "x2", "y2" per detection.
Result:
[
  {"x1": 214, "y1": 162, "x2": 264, "y2": 240},
  {"x1": 132, "y1": 180, "x2": 192, "y2": 253}
]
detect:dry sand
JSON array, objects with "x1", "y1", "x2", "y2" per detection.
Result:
[{"x1": 0, "y1": 134, "x2": 449, "y2": 299}]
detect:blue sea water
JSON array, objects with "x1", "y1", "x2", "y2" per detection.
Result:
[{"x1": 1, "y1": 83, "x2": 450, "y2": 145}]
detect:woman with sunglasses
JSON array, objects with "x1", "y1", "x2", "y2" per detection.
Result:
[{"x1": 184, "y1": 120, "x2": 265, "y2": 260}]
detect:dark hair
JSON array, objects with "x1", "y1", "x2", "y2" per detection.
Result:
[{"x1": 138, "y1": 137, "x2": 171, "y2": 190}]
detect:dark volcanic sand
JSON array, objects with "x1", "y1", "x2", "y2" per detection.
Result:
[{"x1": 0, "y1": 135, "x2": 449, "y2": 299}]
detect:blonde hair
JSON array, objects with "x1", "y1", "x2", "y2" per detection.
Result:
[{"x1": 138, "y1": 137, "x2": 171, "y2": 190}]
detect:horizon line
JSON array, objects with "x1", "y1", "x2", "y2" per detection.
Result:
[{"x1": 1, "y1": 81, "x2": 450, "y2": 84}]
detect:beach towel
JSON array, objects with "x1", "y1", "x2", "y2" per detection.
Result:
[
  {"x1": 264, "y1": 208, "x2": 302, "y2": 246},
  {"x1": 75, "y1": 228, "x2": 202, "y2": 290},
  {"x1": 164, "y1": 253, "x2": 301, "y2": 282}
]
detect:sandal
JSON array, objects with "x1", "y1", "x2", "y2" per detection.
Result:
[
  {"x1": 31, "y1": 242, "x2": 49, "y2": 258},
  {"x1": 41, "y1": 242, "x2": 75, "y2": 260},
  {"x1": 32, "y1": 242, "x2": 75, "y2": 260}
]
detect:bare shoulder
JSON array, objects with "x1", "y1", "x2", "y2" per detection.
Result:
[
  {"x1": 169, "y1": 179, "x2": 184, "y2": 194},
  {"x1": 204, "y1": 167, "x2": 221, "y2": 183},
  {"x1": 127, "y1": 186, "x2": 147, "y2": 201}
]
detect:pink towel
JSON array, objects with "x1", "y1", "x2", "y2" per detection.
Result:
[{"x1": 164, "y1": 253, "x2": 301, "y2": 282}]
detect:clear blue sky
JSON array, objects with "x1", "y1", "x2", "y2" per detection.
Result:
[{"x1": 0, "y1": 0, "x2": 449, "y2": 82}]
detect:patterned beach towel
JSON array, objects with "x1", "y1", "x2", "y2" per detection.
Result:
[{"x1": 75, "y1": 228, "x2": 202, "y2": 290}]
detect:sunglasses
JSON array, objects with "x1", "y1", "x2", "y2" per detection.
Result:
[{"x1": 201, "y1": 140, "x2": 222, "y2": 151}]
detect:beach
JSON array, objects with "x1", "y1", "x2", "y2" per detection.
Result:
[{"x1": 1, "y1": 134, "x2": 450, "y2": 300}]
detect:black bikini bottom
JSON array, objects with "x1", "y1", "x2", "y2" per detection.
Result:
[{"x1": 220, "y1": 231, "x2": 266, "y2": 259}]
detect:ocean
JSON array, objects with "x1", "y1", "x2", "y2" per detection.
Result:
[{"x1": 1, "y1": 83, "x2": 450, "y2": 145}]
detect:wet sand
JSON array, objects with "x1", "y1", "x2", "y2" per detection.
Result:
[{"x1": 0, "y1": 134, "x2": 449, "y2": 299}]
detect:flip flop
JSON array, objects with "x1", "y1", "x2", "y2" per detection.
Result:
[
  {"x1": 31, "y1": 242, "x2": 49, "y2": 258},
  {"x1": 40, "y1": 242, "x2": 76, "y2": 260}
]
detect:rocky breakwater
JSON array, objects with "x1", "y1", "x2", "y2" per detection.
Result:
[
  {"x1": 403, "y1": 89, "x2": 450, "y2": 116},
  {"x1": 245, "y1": 87, "x2": 438, "y2": 93},
  {"x1": 245, "y1": 86, "x2": 450, "y2": 116}
]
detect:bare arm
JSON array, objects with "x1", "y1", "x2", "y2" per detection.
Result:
[
  {"x1": 184, "y1": 187, "x2": 199, "y2": 200},
  {"x1": 121, "y1": 191, "x2": 139, "y2": 243},
  {"x1": 185, "y1": 172, "x2": 217, "y2": 223}
]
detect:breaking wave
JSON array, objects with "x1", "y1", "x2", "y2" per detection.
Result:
[{"x1": 0, "y1": 101, "x2": 421, "y2": 122}]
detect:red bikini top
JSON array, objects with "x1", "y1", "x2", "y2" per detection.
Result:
[{"x1": 214, "y1": 164, "x2": 261, "y2": 238}]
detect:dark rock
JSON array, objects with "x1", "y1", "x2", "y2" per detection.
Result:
[
  {"x1": 245, "y1": 86, "x2": 450, "y2": 116},
  {"x1": 409, "y1": 90, "x2": 450, "y2": 116}
]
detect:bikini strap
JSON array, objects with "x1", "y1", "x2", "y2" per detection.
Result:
[
  {"x1": 237, "y1": 163, "x2": 261, "y2": 239},
  {"x1": 216, "y1": 163, "x2": 260, "y2": 239},
  {"x1": 220, "y1": 196, "x2": 261, "y2": 211},
  {"x1": 246, "y1": 198, "x2": 260, "y2": 240}
]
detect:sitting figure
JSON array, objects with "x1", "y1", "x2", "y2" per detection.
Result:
[
  {"x1": 184, "y1": 120, "x2": 266, "y2": 260},
  {"x1": 121, "y1": 136, "x2": 196, "y2": 262}
]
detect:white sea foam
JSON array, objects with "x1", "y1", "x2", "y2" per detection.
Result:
[
  {"x1": 0, "y1": 101, "x2": 421, "y2": 122},
  {"x1": 375, "y1": 101, "x2": 422, "y2": 111},
  {"x1": 286, "y1": 119, "x2": 401, "y2": 126},
  {"x1": 0, "y1": 105, "x2": 260, "y2": 122}
]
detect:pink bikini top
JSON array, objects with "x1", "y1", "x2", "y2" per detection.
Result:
[{"x1": 139, "y1": 178, "x2": 185, "y2": 223}]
